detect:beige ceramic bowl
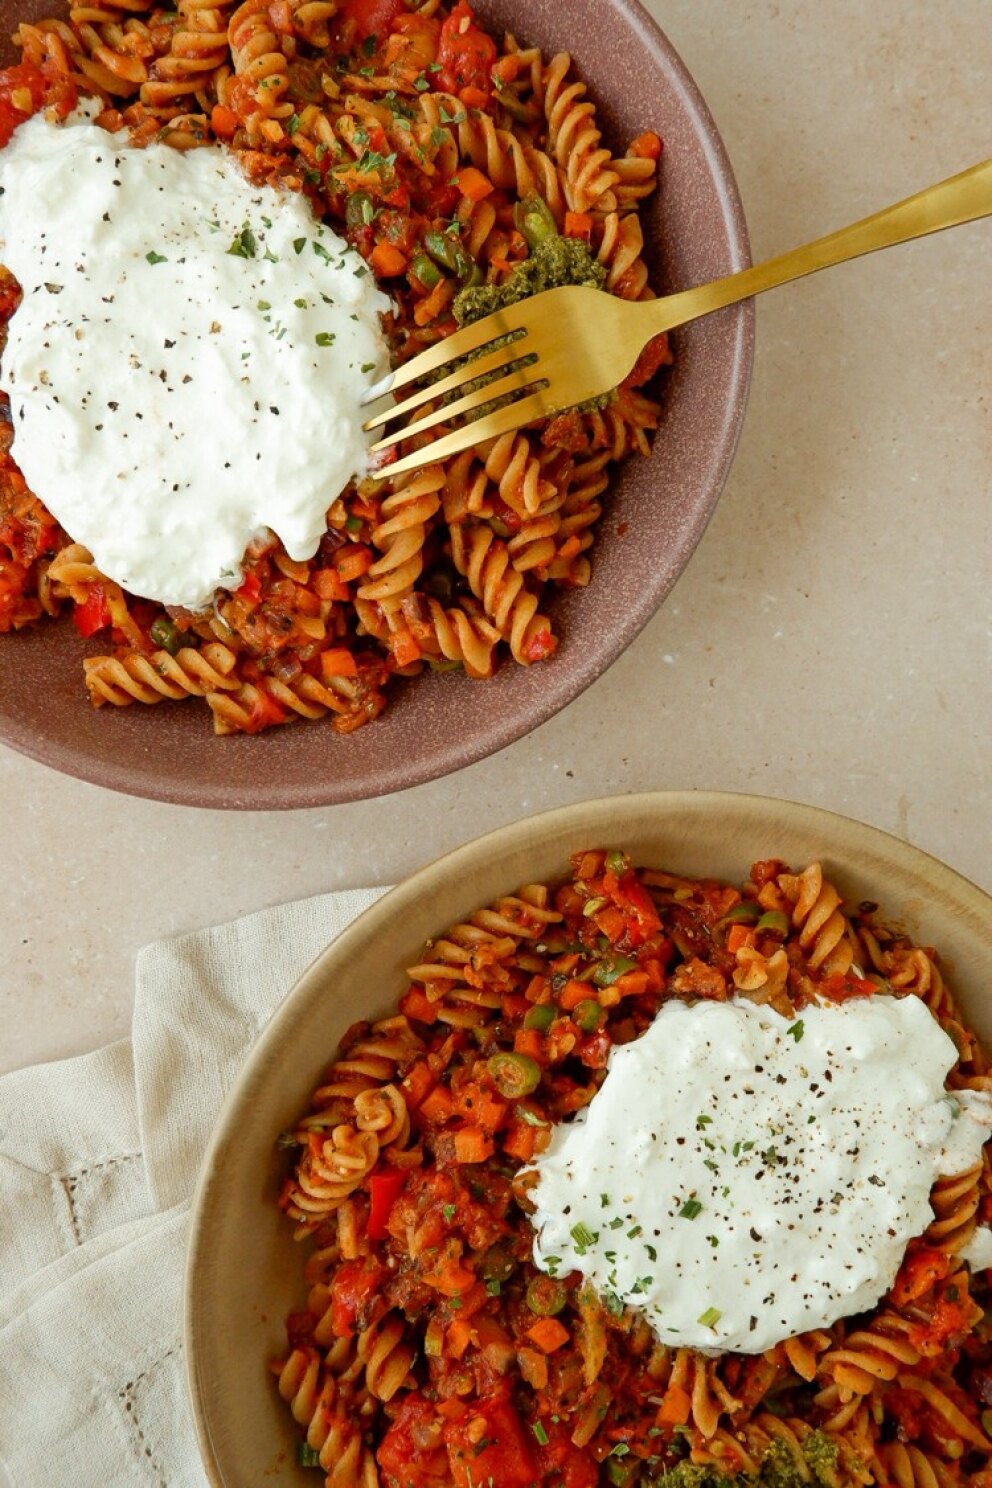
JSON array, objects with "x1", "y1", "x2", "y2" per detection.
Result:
[{"x1": 185, "y1": 790, "x2": 992, "y2": 1484}]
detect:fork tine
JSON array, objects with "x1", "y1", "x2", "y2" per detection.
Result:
[
  {"x1": 368, "y1": 363, "x2": 545, "y2": 454},
  {"x1": 361, "y1": 308, "x2": 529, "y2": 405},
  {"x1": 363, "y1": 342, "x2": 532, "y2": 433},
  {"x1": 375, "y1": 390, "x2": 552, "y2": 480}
]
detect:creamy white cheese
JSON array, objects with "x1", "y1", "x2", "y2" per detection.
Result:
[
  {"x1": 962, "y1": 1226, "x2": 992, "y2": 1272},
  {"x1": 0, "y1": 114, "x2": 391, "y2": 608},
  {"x1": 528, "y1": 994, "x2": 992, "y2": 1354}
]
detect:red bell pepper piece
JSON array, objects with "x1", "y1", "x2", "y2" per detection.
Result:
[
  {"x1": 366, "y1": 1167, "x2": 408, "y2": 1240},
  {"x1": 72, "y1": 584, "x2": 111, "y2": 638}
]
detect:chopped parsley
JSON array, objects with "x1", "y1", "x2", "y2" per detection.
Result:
[
  {"x1": 787, "y1": 1019, "x2": 805, "y2": 1042},
  {"x1": 679, "y1": 1199, "x2": 703, "y2": 1220},
  {"x1": 145, "y1": 250, "x2": 167, "y2": 265},
  {"x1": 226, "y1": 224, "x2": 256, "y2": 259},
  {"x1": 315, "y1": 332, "x2": 336, "y2": 347}
]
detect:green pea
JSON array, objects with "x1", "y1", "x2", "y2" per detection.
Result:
[
  {"x1": 524, "y1": 1003, "x2": 556, "y2": 1032},
  {"x1": 480, "y1": 1243, "x2": 516, "y2": 1282},
  {"x1": 149, "y1": 616, "x2": 182, "y2": 655},
  {"x1": 487, "y1": 1051, "x2": 541, "y2": 1099},
  {"x1": 574, "y1": 999, "x2": 604, "y2": 1033},
  {"x1": 526, "y1": 1275, "x2": 567, "y2": 1316},
  {"x1": 756, "y1": 909, "x2": 791, "y2": 937}
]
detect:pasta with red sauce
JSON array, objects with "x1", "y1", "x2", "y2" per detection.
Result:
[
  {"x1": 272, "y1": 852, "x2": 992, "y2": 1487},
  {"x1": 0, "y1": 0, "x2": 670, "y2": 736}
]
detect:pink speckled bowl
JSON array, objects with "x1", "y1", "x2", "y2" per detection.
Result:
[{"x1": 0, "y1": 0, "x2": 753, "y2": 809}]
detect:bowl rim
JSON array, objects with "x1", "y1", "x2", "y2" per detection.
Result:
[
  {"x1": 0, "y1": 0, "x2": 754, "y2": 810},
  {"x1": 184, "y1": 787, "x2": 992, "y2": 1484}
]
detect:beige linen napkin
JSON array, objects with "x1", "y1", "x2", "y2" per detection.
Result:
[{"x1": 0, "y1": 885, "x2": 389, "y2": 1488}]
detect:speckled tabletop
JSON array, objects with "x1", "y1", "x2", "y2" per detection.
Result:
[{"x1": 1, "y1": 0, "x2": 990, "y2": 1076}]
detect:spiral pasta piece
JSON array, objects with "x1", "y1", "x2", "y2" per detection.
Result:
[
  {"x1": 83, "y1": 641, "x2": 239, "y2": 706},
  {"x1": 226, "y1": 0, "x2": 291, "y2": 118},
  {"x1": 926, "y1": 1163, "x2": 983, "y2": 1254},
  {"x1": 141, "y1": 0, "x2": 233, "y2": 113},
  {"x1": 817, "y1": 1314, "x2": 921, "y2": 1398},
  {"x1": 479, "y1": 431, "x2": 556, "y2": 520},
  {"x1": 354, "y1": 1084, "x2": 410, "y2": 1150},
  {"x1": 450, "y1": 523, "x2": 553, "y2": 664},
  {"x1": 778, "y1": 862, "x2": 858, "y2": 974},
  {"x1": 358, "y1": 465, "x2": 444, "y2": 609},
  {"x1": 356, "y1": 1313, "x2": 416, "y2": 1402},
  {"x1": 280, "y1": 1125, "x2": 380, "y2": 1229},
  {"x1": 596, "y1": 210, "x2": 652, "y2": 298},
  {"x1": 312, "y1": 1018, "x2": 425, "y2": 1108},
  {"x1": 876, "y1": 1441, "x2": 964, "y2": 1488},
  {"x1": 542, "y1": 52, "x2": 619, "y2": 214}
]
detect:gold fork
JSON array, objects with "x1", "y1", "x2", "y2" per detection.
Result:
[{"x1": 363, "y1": 158, "x2": 992, "y2": 478}]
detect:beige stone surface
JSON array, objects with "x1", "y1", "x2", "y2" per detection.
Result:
[{"x1": 1, "y1": 0, "x2": 989, "y2": 1076}]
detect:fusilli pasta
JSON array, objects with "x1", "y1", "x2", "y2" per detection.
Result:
[
  {"x1": 0, "y1": 0, "x2": 669, "y2": 735},
  {"x1": 271, "y1": 853, "x2": 992, "y2": 1487}
]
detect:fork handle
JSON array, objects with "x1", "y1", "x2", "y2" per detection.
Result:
[{"x1": 648, "y1": 158, "x2": 992, "y2": 333}]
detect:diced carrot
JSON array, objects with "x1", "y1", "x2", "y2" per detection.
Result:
[
  {"x1": 575, "y1": 851, "x2": 603, "y2": 880},
  {"x1": 419, "y1": 1083, "x2": 456, "y2": 1122},
  {"x1": 350, "y1": 495, "x2": 380, "y2": 522},
  {"x1": 558, "y1": 978, "x2": 592, "y2": 1012},
  {"x1": 517, "y1": 1347, "x2": 548, "y2": 1390},
  {"x1": 457, "y1": 1282, "x2": 489, "y2": 1319},
  {"x1": 312, "y1": 567, "x2": 349, "y2": 601},
  {"x1": 459, "y1": 85, "x2": 489, "y2": 110},
  {"x1": 592, "y1": 904, "x2": 627, "y2": 942},
  {"x1": 453, "y1": 1125, "x2": 494, "y2": 1164},
  {"x1": 526, "y1": 1318, "x2": 569, "y2": 1354},
  {"x1": 400, "y1": 988, "x2": 440, "y2": 1026},
  {"x1": 491, "y1": 55, "x2": 521, "y2": 83},
  {"x1": 564, "y1": 211, "x2": 593, "y2": 240},
  {"x1": 433, "y1": 1260, "x2": 476, "y2": 1296},
  {"x1": 503, "y1": 1123, "x2": 537, "y2": 1162},
  {"x1": 400, "y1": 1060, "x2": 435, "y2": 1110},
  {"x1": 475, "y1": 1090, "x2": 509, "y2": 1134},
  {"x1": 555, "y1": 534, "x2": 582, "y2": 563},
  {"x1": 437, "y1": 1398, "x2": 467, "y2": 1422},
  {"x1": 210, "y1": 104, "x2": 239, "y2": 138},
  {"x1": 335, "y1": 546, "x2": 374, "y2": 582},
  {"x1": 391, "y1": 626, "x2": 422, "y2": 668},
  {"x1": 642, "y1": 957, "x2": 666, "y2": 991},
  {"x1": 513, "y1": 1028, "x2": 545, "y2": 1062},
  {"x1": 455, "y1": 166, "x2": 494, "y2": 201},
  {"x1": 371, "y1": 241, "x2": 409, "y2": 277},
  {"x1": 453, "y1": 1082, "x2": 484, "y2": 1120},
  {"x1": 726, "y1": 924, "x2": 756, "y2": 954},
  {"x1": 657, "y1": 1384, "x2": 692, "y2": 1427},
  {"x1": 613, "y1": 970, "x2": 651, "y2": 998},
  {"x1": 413, "y1": 277, "x2": 452, "y2": 326},
  {"x1": 629, "y1": 131, "x2": 663, "y2": 160},
  {"x1": 320, "y1": 647, "x2": 359, "y2": 680},
  {"x1": 446, "y1": 1318, "x2": 473, "y2": 1358}
]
